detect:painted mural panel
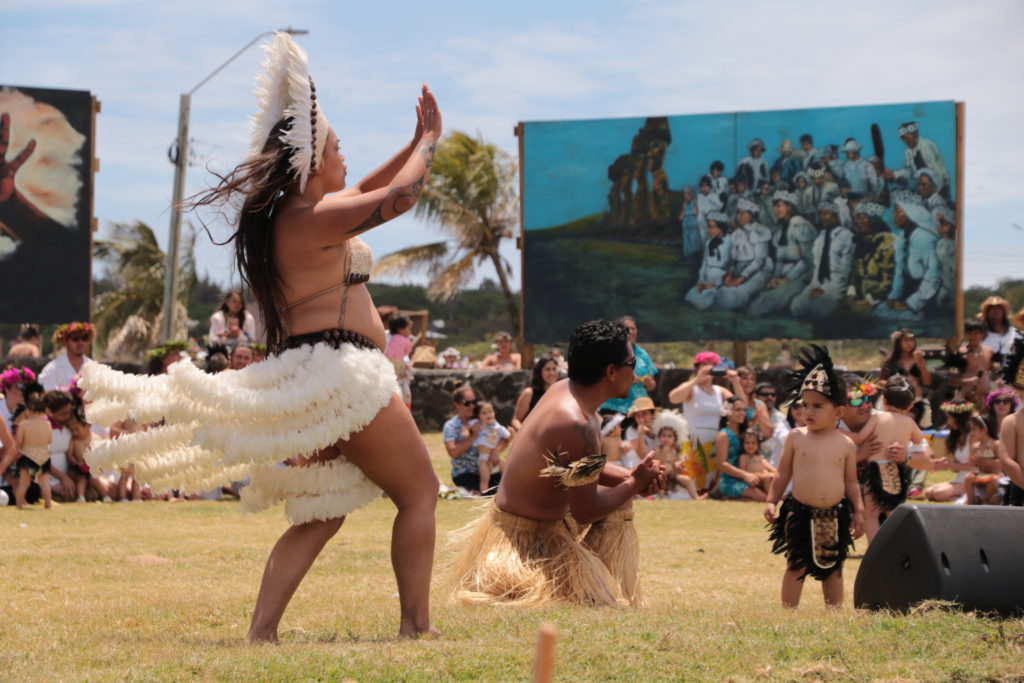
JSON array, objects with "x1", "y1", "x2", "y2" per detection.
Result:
[
  {"x1": 521, "y1": 101, "x2": 957, "y2": 343},
  {"x1": 0, "y1": 86, "x2": 94, "y2": 323}
]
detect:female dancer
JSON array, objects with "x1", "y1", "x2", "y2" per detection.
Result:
[{"x1": 81, "y1": 33, "x2": 441, "y2": 642}]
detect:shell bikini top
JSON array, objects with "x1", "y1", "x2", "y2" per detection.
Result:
[{"x1": 278, "y1": 237, "x2": 373, "y2": 325}]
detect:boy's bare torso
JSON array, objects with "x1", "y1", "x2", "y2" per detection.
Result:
[
  {"x1": 18, "y1": 416, "x2": 51, "y2": 449},
  {"x1": 789, "y1": 428, "x2": 852, "y2": 508}
]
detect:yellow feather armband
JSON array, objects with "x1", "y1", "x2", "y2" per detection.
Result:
[{"x1": 540, "y1": 451, "x2": 607, "y2": 488}]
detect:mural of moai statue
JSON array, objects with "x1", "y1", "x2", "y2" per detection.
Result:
[{"x1": 607, "y1": 153, "x2": 634, "y2": 227}]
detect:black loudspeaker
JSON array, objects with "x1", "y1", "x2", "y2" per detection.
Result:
[{"x1": 854, "y1": 504, "x2": 1024, "y2": 616}]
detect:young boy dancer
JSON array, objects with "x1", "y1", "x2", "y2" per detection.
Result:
[{"x1": 765, "y1": 345, "x2": 865, "y2": 608}]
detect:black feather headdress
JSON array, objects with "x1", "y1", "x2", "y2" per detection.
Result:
[
  {"x1": 939, "y1": 345, "x2": 968, "y2": 374},
  {"x1": 1003, "y1": 334, "x2": 1024, "y2": 390},
  {"x1": 785, "y1": 344, "x2": 846, "y2": 406}
]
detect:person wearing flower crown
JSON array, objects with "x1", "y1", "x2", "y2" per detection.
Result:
[
  {"x1": 39, "y1": 322, "x2": 95, "y2": 391},
  {"x1": 764, "y1": 345, "x2": 865, "y2": 608},
  {"x1": 81, "y1": 33, "x2": 442, "y2": 641}
]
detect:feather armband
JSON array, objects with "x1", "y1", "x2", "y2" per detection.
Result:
[{"x1": 540, "y1": 451, "x2": 606, "y2": 488}]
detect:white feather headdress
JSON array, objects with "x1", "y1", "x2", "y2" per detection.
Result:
[
  {"x1": 651, "y1": 410, "x2": 689, "y2": 447},
  {"x1": 249, "y1": 32, "x2": 330, "y2": 191}
]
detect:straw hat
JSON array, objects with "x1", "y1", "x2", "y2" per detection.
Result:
[{"x1": 627, "y1": 396, "x2": 658, "y2": 417}]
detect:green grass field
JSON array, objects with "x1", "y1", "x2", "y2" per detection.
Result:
[{"x1": 4, "y1": 434, "x2": 1023, "y2": 682}]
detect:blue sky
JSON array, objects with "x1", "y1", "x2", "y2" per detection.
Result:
[{"x1": 3, "y1": 0, "x2": 1022, "y2": 290}]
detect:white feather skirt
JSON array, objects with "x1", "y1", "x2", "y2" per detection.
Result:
[{"x1": 79, "y1": 343, "x2": 398, "y2": 524}]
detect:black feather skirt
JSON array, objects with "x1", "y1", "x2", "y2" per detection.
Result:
[
  {"x1": 768, "y1": 495, "x2": 854, "y2": 582},
  {"x1": 861, "y1": 460, "x2": 910, "y2": 513}
]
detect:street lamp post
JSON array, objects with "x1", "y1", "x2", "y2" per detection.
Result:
[{"x1": 159, "y1": 27, "x2": 308, "y2": 343}]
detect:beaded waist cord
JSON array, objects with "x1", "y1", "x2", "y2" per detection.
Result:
[{"x1": 284, "y1": 328, "x2": 379, "y2": 352}]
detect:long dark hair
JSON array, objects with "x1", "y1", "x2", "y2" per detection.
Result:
[
  {"x1": 219, "y1": 289, "x2": 248, "y2": 327},
  {"x1": 188, "y1": 118, "x2": 298, "y2": 353},
  {"x1": 719, "y1": 396, "x2": 748, "y2": 431},
  {"x1": 886, "y1": 328, "x2": 916, "y2": 365},
  {"x1": 531, "y1": 355, "x2": 557, "y2": 395}
]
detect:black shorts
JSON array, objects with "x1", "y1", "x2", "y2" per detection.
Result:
[{"x1": 452, "y1": 471, "x2": 501, "y2": 496}]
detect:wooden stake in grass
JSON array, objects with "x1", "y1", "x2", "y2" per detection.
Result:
[{"x1": 533, "y1": 621, "x2": 558, "y2": 683}]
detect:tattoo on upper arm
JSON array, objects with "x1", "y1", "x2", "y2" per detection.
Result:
[{"x1": 347, "y1": 173, "x2": 427, "y2": 234}]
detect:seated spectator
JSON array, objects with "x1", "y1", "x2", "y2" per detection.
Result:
[
  {"x1": 471, "y1": 401, "x2": 511, "y2": 494},
  {"x1": 437, "y1": 347, "x2": 466, "y2": 369},
  {"x1": 480, "y1": 331, "x2": 521, "y2": 369},
  {"x1": 205, "y1": 344, "x2": 229, "y2": 374},
  {"x1": 714, "y1": 396, "x2": 766, "y2": 501},
  {"x1": 984, "y1": 387, "x2": 1019, "y2": 439},
  {"x1": 145, "y1": 341, "x2": 188, "y2": 375},
  {"x1": 209, "y1": 289, "x2": 256, "y2": 345},
  {"x1": 442, "y1": 384, "x2": 500, "y2": 495},
  {"x1": 229, "y1": 344, "x2": 255, "y2": 371},
  {"x1": 511, "y1": 355, "x2": 560, "y2": 431},
  {"x1": 39, "y1": 322, "x2": 95, "y2": 391},
  {"x1": 949, "y1": 320, "x2": 993, "y2": 405},
  {"x1": 622, "y1": 396, "x2": 658, "y2": 470},
  {"x1": 42, "y1": 390, "x2": 77, "y2": 503},
  {"x1": 684, "y1": 212, "x2": 732, "y2": 311},
  {"x1": 963, "y1": 415, "x2": 1002, "y2": 505},
  {"x1": 755, "y1": 381, "x2": 789, "y2": 467},
  {"x1": 879, "y1": 328, "x2": 932, "y2": 427},
  {"x1": 924, "y1": 399, "x2": 975, "y2": 502},
  {"x1": 547, "y1": 345, "x2": 569, "y2": 375},
  {"x1": 599, "y1": 413, "x2": 627, "y2": 467},
  {"x1": 652, "y1": 410, "x2": 703, "y2": 500},
  {"x1": 738, "y1": 428, "x2": 777, "y2": 497},
  {"x1": 66, "y1": 409, "x2": 113, "y2": 502},
  {"x1": 0, "y1": 414, "x2": 21, "y2": 505},
  {"x1": 8, "y1": 323, "x2": 41, "y2": 357}
]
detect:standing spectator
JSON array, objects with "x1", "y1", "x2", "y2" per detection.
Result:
[
  {"x1": 511, "y1": 355, "x2": 560, "y2": 431},
  {"x1": 771, "y1": 140, "x2": 802, "y2": 187},
  {"x1": 385, "y1": 315, "x2": 415, "y2": 409},
  {"x1": 726, "y1": 366, "x2": 773, "y2": 436},
  {"x1": 599, "y1": 316, "x2": 657, "y2": 415},
  {"x1": 39, "y1": 322, "x2": 95, "y2": 391},
  {"x1": 978, "y1": 296, "x2": 1016, "y2": 360},
  {"x1": 208, "y1": 290, "x2": 257, "y2": 345},
  {"x1": 443, "y1": 385, "x2": 500, "y2": 495},
  {"x1": 8, "y1": 323, "x2": 41, "y2": 357},
  {"x1": 835, "y1": 139, "x2": 881, "y2": 201},
  {"x1": 668, "y1": 351, "x2": 733, "y2": 450},
  {"x1": 13, "y1": 387, "x2": 52, "y2": 508},
  {"x1": 679, "y1": 186, "x2": 702, "y2": 257},
  {"x1": 480, "y1": 331, "x2": 521, "y2": 370}
]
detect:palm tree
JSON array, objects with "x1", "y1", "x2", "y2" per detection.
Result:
[
  {"x1": 92, "y1": 220, "x2": 196, "y2": 356},
  {"x1": 373, "y1": 131, "x2": 520, "y2": 338}
]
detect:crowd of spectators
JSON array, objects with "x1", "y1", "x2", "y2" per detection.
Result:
[{"x1": 3, "y1": 294, "x2": 1023, "y2": 507}]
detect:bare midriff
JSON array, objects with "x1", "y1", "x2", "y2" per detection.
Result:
[{"x1": 275, "y1": 238, "x2": 387, "y2": 350}]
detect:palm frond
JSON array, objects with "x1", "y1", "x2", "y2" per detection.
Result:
[{"x1": 373, "y1": 242, "x2": 449, "y2": 276}]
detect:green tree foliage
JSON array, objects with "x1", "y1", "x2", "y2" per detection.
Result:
[
  {"x1": 372, "y1": 131, "x2": 521, "y2": 339},
  {"x1": 91, "y1": 221, "x2": 196, "y2": 353}
]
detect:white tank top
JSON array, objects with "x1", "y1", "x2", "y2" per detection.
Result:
[{"x1": 684, "y1": 384, "x2": 724, "y2": 445}]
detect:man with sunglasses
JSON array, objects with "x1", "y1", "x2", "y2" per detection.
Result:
[
  {"x1": 443, "y1": 385, "x2": 500, "y2": 496},
  {"x1": 755, "y1": 381, "x2": 789, "y2": 467},
  {"x1": 449, "y1": 320, "x2": 663, "y2": 607},
  {"x1": 39, "y1": 322, "x2": 95, "y2": 391}
]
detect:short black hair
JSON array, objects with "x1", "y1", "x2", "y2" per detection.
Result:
[
  {"x1": 568, "y1": 319, "x2": 630, "y2": 386},
  {"x1": 43, "y1": 389, "x2": 74, "y2": 412},
  {"x1": 389, "y1": 315, "x2": 411, "y2": 334},
  {"x1": 710, "y1": 160, "x2": 725, "y2": 173},
  {"x1": 883, "y1": 377, "x2": 915, "y2": 411},
  {"x1": 965, "y1": 319, "x2": 986, "y2": 335},
  {"x1": 799, "y1": 134, "x2": 814, "y2": 145}
]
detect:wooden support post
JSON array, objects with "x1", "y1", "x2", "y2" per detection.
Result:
[
  {"x1": 532, "y1": 622, "x2": 558, "y2": 683},
  {"x1": 733, "y1": 341, "x2": 748, "y2": 367},
  {"x1": 953, "y1": 101, "x2": 966, "y2": 347}
]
